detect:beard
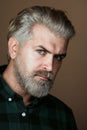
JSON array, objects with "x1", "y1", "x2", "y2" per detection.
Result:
[{"x1": 13, "y1": 60, "x2": 55, "y2": 98}]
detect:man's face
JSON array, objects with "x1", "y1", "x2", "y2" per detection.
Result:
[{"x1": 13, "y1": 24, "x2": 67, "y2": 97}]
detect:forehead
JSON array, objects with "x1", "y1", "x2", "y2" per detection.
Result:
[{"x1": 31, "y1": 24, "x2": 67, "y2": 53}]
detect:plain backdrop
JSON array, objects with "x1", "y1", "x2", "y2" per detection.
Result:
[{"x1": 0, "y1": 0, "x2": 87, "y2": 130}]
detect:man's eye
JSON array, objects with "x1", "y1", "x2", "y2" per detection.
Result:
[
  {"x1": 37, "y1": 50, "x2": 46, "y2": 55},
  {"x1": 54, "y1": 54, "x2": 66, "y2": 61}
]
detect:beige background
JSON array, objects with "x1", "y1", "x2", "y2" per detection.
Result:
[{"x1": 0, "y1": 0, "x2": 87, "y2": 130}]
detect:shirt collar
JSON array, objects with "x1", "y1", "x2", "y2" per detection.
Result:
[
  {"x1": 0, "y1": 73, "x2": 43, "y2": 108},
  {"x1": 0, "y1": 65, "x2": 46, "y2": 108}
]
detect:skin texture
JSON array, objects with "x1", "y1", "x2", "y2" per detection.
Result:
[{"x1": 3, "y1": 24, "x2": 68, "y2": 105}]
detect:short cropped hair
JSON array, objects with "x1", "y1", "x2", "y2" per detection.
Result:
[{"x1": 7, "y1": 6, "x2": 75, "y2": 44}]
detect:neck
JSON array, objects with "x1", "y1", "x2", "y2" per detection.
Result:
[{"x1": 2, "y1": 62, "x2": 33, "y2": 106}]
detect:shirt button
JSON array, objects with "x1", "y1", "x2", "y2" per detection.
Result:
[
  {"x1": 8, "y1": 97, "x2": 12, "y2": 102},
  {"x1": 22, "y1": 112, "x2": 26, "y2": 117}
]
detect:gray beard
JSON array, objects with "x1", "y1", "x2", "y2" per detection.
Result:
[{"x1": 14, "y1": 66, "x2": 54, "y2": 97}]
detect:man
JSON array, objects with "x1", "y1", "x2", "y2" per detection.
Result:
[{"x1": 0, "y1": 6, "x2": 77, "y2": 130}]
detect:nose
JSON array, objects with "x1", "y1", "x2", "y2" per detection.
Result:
[{"x1": 42, "y1": 55, "x2": 53, "y2": 72}]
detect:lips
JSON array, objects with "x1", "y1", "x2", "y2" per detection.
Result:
[
  {"x1": 37, "y1": 74, "x2": 49, "y2": 81},
  {"x1": 33, "y1": 71, "x2": 54, "y2": 81}
]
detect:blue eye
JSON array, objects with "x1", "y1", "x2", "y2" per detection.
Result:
[{"x1": 37, "y1": 49, "x2": 46, "y2": 55}]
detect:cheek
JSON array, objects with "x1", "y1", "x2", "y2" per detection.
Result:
[
  {"x1": 25, "y1": 54, "x2": 41, "y2": 72},
  {"x1": 53, "y1": 62, "x2": 62, "y2": 75},
  {"x1": 21, "y1": 48, "x2": 43, "y2": 72}
]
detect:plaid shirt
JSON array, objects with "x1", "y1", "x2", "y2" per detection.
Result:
[{"x1": 0, "y1": 65, "x2": 77, "y2": 130}]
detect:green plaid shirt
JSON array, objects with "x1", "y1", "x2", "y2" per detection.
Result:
[{"x1": 0, "y1": 65, "x2": 77, "y2": 130}]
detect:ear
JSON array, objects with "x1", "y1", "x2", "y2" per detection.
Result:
[{"x1": 8, "y1": 37, "x2": 19, "y2": 59}]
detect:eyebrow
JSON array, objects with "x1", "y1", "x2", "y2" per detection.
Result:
[
  {"x1": 36, "y1": 45, "x2": 51, "y2": 53},
  {"x1": 36, "y1": 45, "x2": 67, "y2": 57}
]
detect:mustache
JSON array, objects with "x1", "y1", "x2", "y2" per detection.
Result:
[{"x1": 33, "y1": 70, "x2": 54, "y2": 81}]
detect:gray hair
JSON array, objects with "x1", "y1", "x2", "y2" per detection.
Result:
[{"x1": 7, "y1": 6, "x2": 75, "y2": 44}]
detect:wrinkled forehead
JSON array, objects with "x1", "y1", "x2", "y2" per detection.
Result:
[{"x1": 32, "y1": 24, "x2": 67, "y2": 54}]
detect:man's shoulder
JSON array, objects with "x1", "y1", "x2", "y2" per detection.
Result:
[{"x1": 42, "y1": 94, "x2": 72, "y2": 112}]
